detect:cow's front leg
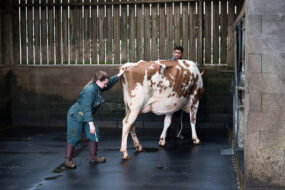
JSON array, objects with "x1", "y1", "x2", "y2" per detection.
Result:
[
  {"x1": 190, "y1": 103, "x2": 200, "y2": 144},
  {"x1": 159, "y1": 114, "x2": 173, "y2": 147}
]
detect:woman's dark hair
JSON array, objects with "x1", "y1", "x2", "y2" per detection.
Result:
[
  {"x1": 174, "y1": 46, "x2": 184, "y2": 52},
  {"x1": 94, "y1": 71, "x2": 109, "y2": 82},
  {"x1": 85, "y1": 71, "x2": 109, "y2": 87}
]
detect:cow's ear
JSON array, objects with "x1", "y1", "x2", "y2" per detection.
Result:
[{"x1": 200, "y1": 71, "x2": 205, "y2": 77}]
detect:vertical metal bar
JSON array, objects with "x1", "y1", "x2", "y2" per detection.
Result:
[
  {"x1": 60, "y1": 0, "x2": 63, "y2": 64},
  {"x1": 68, "y1": 0, "x2": 70, "y2": 64},
  {"x1": 25, "y1": 0, "x2": 28, "y2": 64},
  {"x1": 19, "y1": 0, "x2": 22, "y2": 65},
  {"x1": 32, "y1": 0, "x2": 35, "y2": 65},
  {"x1": 53, "y1": 0, "x2": 56, "y2": 64},
  {"x1": 82, "y1": 0, "x2": 84, "y2": 64},
  {"x1": 46, "y1": 0, "x2": 49, "y2": 64},
  {"x1": 39, "y1": 0, "x2": 42, "y2": 65},
  {"x1": 89, "y1": 0, "x2": 92, "y2": 64}
]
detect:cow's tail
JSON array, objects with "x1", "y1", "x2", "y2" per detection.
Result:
[
  {"x1": 119, "y1": 66, "x2": 130, "y2": 123},
  {"x1": 177, "y1": 111, "x2": 184, "y2": 138}
]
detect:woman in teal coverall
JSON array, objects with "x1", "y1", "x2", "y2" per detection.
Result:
[{"x1": 64, "y1": 70, "x2": 124, "y2": 168}]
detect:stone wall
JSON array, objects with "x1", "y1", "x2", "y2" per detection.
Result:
[
  {"x1": 10, "y1": 65, "x2": 233, "y2": 129},
  {"x1": 244, "y1": 0, "x2": 285, "y2": 188}
]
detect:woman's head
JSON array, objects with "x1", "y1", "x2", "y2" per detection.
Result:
[
  {"x1": 94, "y1": 71, "x2": 109, "y2": 82},
  {"x1": 85, "y1": 71, "x2": 109, "y2": 89},
  {"x1": 94, "y1": 71, "x2": 109, "y2": 89}
]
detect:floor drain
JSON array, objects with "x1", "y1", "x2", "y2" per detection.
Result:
[{"x1": 221, "y1": 148, "x2": 234, "y2": 156}]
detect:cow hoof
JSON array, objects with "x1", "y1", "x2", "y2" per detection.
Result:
[
  {"x1": 192, "y1": 138, "x2": 201, "y2": 145},
  {"x1": 136, "y1": 145, "x2": 143, "y2": 152},
  {"x1": 122, "y1": 155, "x2": 131, "y2": 160},
  {"x1": 159, "y1": 138, "x2": 166, "y2": 147}
]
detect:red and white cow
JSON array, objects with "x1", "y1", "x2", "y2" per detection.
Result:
[{"x1": 119, "y1": 60, "x2": 205, "y2": 160}]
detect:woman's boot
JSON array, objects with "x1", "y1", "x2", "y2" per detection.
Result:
[
  {"x1": 89, "y1": 141, "x2": 106, "y2": 163},
  {"x1": 64, "y1": 143, "x2": 76, "y2": 168}
]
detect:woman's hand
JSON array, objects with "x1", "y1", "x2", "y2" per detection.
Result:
[
  {"x1": 118, "y1": 68, "x2": 125, "y2": 77},
  {"x1": 89, "y1": 121, "x2": 96, "y2": 134}
]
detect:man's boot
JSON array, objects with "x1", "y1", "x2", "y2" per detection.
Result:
[
  {"x1": 89, "y1": 141, "x2": 106, "y2": 163},
  {"x1": 64, "y1": 143, "x2": 76, "y2": 168}
]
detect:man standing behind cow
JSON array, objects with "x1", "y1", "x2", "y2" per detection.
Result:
[{"x1": 169, "y1": 46, "x2": 185, "y2": 140}]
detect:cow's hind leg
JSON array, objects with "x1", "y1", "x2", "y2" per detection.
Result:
[
  {"x1": 120, "y1": 110, "x2": 140, "y2": 160},
  {"x1": 130, "y1": 125, "x2": 143, "y2": 152},
  {"x1": 159, "y1": 114, "x2": 173, "y2": 147},
  {"x1": 189, "y1": 103, "x2": 200, "y2": 144}
]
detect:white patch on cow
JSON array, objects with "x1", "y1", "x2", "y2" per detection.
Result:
[
  {"x1": 176, "y1": 65, "x2": 181, "y2": 71},
  {"x1": 149, "y1": 64, "x2": 154, "y2": 69},
  {"x1": 169, "y1": 73, "x2": 175, "y2": 79}
]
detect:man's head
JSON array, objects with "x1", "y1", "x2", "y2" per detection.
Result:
[{"x1": 173, "y1": 46, "x2": 183, "y2": 60}]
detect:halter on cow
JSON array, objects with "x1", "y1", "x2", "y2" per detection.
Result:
[{"x1": 119, "y1": 60, "x2": 205, "y2": 160}]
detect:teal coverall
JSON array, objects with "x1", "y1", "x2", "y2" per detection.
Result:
[{"x1": 67, "y1": 75, "x2": 119, "y2": 147}]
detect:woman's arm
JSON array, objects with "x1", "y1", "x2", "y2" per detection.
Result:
[
  {"x1": 102, "y1": 74, "x2": 119, "y2": 91},
  {"x1": 102, "y1": 69, "x2": 125, "y2": 91}
]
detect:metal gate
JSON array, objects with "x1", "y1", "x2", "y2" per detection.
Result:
[{"x1": 233, "y1": 11, "x2": 245, "y2": 149}]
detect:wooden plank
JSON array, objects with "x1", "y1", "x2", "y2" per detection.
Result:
[
  {"x1": 21, "y1": 4, "x2": 27, "y2": 64},
  {"x1": 48, "y1": 3, "x2": 54, "y2": 64},
  {"x1": 213, "y1": 0, "x2": 219, "y2": 64},
  {"x1": 113, "y1": 3, "x2": 120, "y2": 64},
  {"x1": 189, "y1": 2, "x2": 196, "y2": 62},
  {"x1": 28, "y1": 6, "x2": 33, "y2": 64},
  {"x1": 236, "y1": 0, "x2": 244, "y2": 16},
  {"x1": 21, "y1": 0, "x2": 231, "y2": 7},
  {"x1": 173, "y1": 2, "x2": 180, "y2": 47},
  {"x1": 55, "y1": 3, "x2": 61, "y2": 64},
  {"x1": 166, "y1": 3, "x2": 173, "y2": 58},
  {"x1": 204, "y1": 1, "x2": 211, "y2": 64},
  {"x1": 13, "y1": 1, "x2": 20, "y2": 65},
  {"x1": 0, "y1": 7, "x2": 2, "y2": 64},
  {"x1": 98, "y1": 1, "x2": 104, "y2": 64},
  {"x1": 220, "y1": 1, "x2": 227, "y2": 64},
  {"x1": 227, "y1": 0, "x2": 235, "y2": 67},
  {"x1": 182, "y1": 2, "x2": 188, "y2": 59},
  {"x1": 70, "y1": 3, "x2": 76, "y2": 64},
  {"x1": 144, "y1": 4, "x2": 150, "y2": 61},
  {"x1": 77, "y1": 0, "x2": 83, "y2": 64},
  {"x1": 84, "y1": 2, "x2": 89, "y2": 64},
  {"x1": 1, "y1": 1, "x2": 15, "y2": 65},
  {"x1": 105, "y1": 4, "x2": 112, "y2": 64},
  {"x1": 121, "y1": 4, "x2": 128, "y2": 63},
  {"x1": 41, "y1": 2, "x2": 47, "y2": 64},
  {"x1": 197, "y1": 0, "x2": 202, "y2": 65},
  {"x1": 151, "y1": 3, "x2": 158, "y2": 60},
  {"x1": 34, "y1": 1, "x2": 40, "y2": 64},
  {"x1": 62, "y1": 0, "x2": 68, "y2": 64},
  {"x1": 137, "y1": 4, "x2": 143, "y2": 60},
  {"x1": 159, "y1": 3, "x2": 165, "y2": 59},
  {"x1": 129, "y1": 4, "x2": 135, "y2": 62},
  {"x1": 91, "y1": 2, "x2": 97, "y2": 64}
]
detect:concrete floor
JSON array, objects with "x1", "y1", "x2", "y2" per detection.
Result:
[{"x1": 0, "y1": 127, "x2": 238, "y2": 190}]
